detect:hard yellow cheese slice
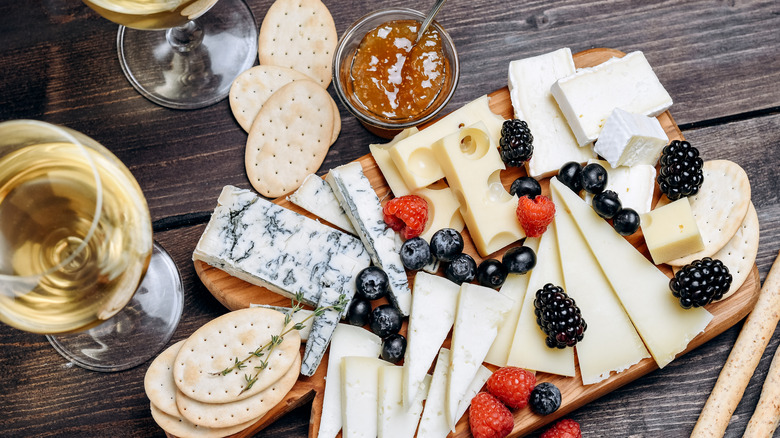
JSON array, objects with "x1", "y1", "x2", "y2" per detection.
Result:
[
  {"x1": 552, "y1": 191, "x2": 651, "y2": 384},
  {"x1": 550, "y1": 177, "x2": 713, "y2": 368}
]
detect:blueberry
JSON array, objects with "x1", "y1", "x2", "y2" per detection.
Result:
[
  {"x1": 400, "y1": 237, "x2": 432, "y2": 271},
  {"x1": 613, "y1": 208, "x2": 640, "y2": 236},
  {"x1": 345, "y1": 297, "x2": 371, "y2": 326},
  {"x1": 509, "y1": 176, "x2": 542, "y2": 199},
  {"x1": 503, "y1": 245, "x2": 537, "y2": 274},
  {"x1": 355, "y1": 266, "x2": 389, "y2": 301},
  {"x1": 592, "y1": 190, "x2": 622, "y2": 219},
  {"x1": 430, "y1": 228, "x2": 464, "y2": 262},
  {"x1": 380, "y1": 334, "x2": 407, "y2": 363},
  {"x1": 476, "y1": 259, "x2": 508, "y2": 289},
  {"x1": 581, "y1": 162, "x2": 608, "y2": 194},
  {"x1": 558, "y1": 161, "x2": 583, "y2": 193},
  {"x1": 444, "y1": 253, "x2": 477, "y2": 285},
  {"x1": 529, "y1": 382, "x2": 562, "y2": 415},
  {"x1": 368, "y1": 304, "x2": 403, "y2": 338}
]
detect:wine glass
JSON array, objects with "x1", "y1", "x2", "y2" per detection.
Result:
[
  {"x1": 0, "y1": 120, "x2": 184, "y2": 372},
  {"x1": 82, "y1": 0, "x2": 258, "y2": 109}
]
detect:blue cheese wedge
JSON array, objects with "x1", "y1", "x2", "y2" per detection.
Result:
[
  {"x1": 301, "y1": 286, "x2": 345, "y2": 376},
  {"x1": 193, "y1": 185, "x2": 370, "y2": 307},
  {"x1": 326, "y1": 162, "x2": 412, "y2": 316},
  {"x1": 287, "y1": 173, "x2": 356, "y2": 234}
]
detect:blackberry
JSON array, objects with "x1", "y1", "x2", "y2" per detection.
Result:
[
  {"x1": 529, "y1": 382, "x2": 562, "y2": 415},
  {"x1": 657, "y1": 140, "x2": 704, "y2": 200},
  {"x1": 533, "y1": 283, "x2": 586, "y2": 349},
  {"x1": 499, "y1": 119, "x2": 534, "y2": 167},
  {"x1": 670, "y1": 258, "x2": 732, "y2": 308}
]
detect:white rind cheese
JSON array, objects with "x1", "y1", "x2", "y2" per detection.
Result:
[
  {"x1": 317, "y1": 325, "x2": 382, "y2": 438},
  {"x1": 326, "y1": 162, "x2": 412, "y2": 316},
  {"x1": 378, "y1": 366, "x2": 430, "y2": 438},
  {"x1": 249, "y1": 304, "x2": 314, "y2": 341},
  {"x1": 193, "y1": 185, "x2": 370, "y2": 307},
  {"x1": 341, "y1": 356, "x2": 388, "y2": 438},
  {"x1": 593, "y1": 108, "x2": 668, "y2": 167},
  {"x1": 553, "y1": 195, "x2": 651, "y2": 384},
  {"x1": 551, "y1": 177, "x2": 713, "y2": 368},
  {"x1": 508, "y1": 48, "x2": 596, "y2": 177},
  {"x1": 403, "y1": 272, "x2": 460, "y2": 407},
  {"x1": 582, "y1": 159, "x2": 656, "y2": 215},
  {"x1": 287, "y1": 173, "x2": 356, "y2": 234},
  {"x1": 551, "y1": 51, "x2": 673, "y2": 146},
  {"x1": 446, "y1": 283, "x2": 513, "y2": 430}
]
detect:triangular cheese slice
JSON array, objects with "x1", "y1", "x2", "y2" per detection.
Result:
[
  {"x1": 505, "y1": 224, "x2": 576, "y2": 376},
  {"x1": 550, "y1": 178, "x2": 713, "y2": 368},
  {"x1": 552, "y1": 190, "x2": 651, "y2": 384}
]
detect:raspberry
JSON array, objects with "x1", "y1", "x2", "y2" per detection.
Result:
[
  {"x1": 468, "y1": 392, "x2": 514, "y2": 438},
  {"x1": 486, "y1": 367, "x2": 536, "y2": 409},
  {"x1": 516, "y1": 195, "x2": 555, "y2": 237},
  {"x1": 541, "y1": 419, "x2": 581, "y2": 438},
  {"x1": 383, "y1": 195, "x2": 428, "y2": 240}
]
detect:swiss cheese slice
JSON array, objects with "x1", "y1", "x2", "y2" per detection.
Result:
[
  {"x1": 505, "y1": 223, "x2": 576, "y2": 376},
  {"x1": 553, "y1": 193, "x2": 651, "y2": 384},
  {"x1": 550, "y1": 177, "x2": 713, "y2": 368}
]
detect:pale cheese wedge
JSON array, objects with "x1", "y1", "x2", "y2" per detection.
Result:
[
  {"x1": 446, "y1": 283, "x2": 513, "y2": 430},
  {"x1": 341, "y1": 356, "x2": 388, "y2": 438},
  {"x1": 553, "y1": 192, "x2": 651, "y2": 384},
  {"x1": 550, "y1": 177, "x2": 713, "y2": 368},
  {"x1": 378, "y1": 366, "x2": 430, "y2": 438},
  {"x1": 506, "y1": 223, "x2": 576, "y2": 376}
]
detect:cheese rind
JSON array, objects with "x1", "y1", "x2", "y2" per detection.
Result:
[
  {"x1": 593, "y1": 108, "x2": 668, "y2": 167},
  {"x1": 551, "y1": 51, "x2": 673, "y2": 146},
  {"x1": 508, "y1": 48, "x2": 596, "y2": 177},
  {"x1": 583, "y1": 160, "x2": 656, "y2": 215},
  {"x1": 327, "y1": 162, "x2": 412, "y2": 315},
  {"x1": 551, "y1": 177, "x2": 712, "y2": 368},
  {"x1": 378, "y1": 366, "x2": 430, "y2": 438},
  {"x1": 287, "y1": 173, "x2": 356, "y2": 234},
  {"x1": 432, "y1": 122, "x2": 525, "y2": 256},
  {"x1": 341, "y1": 356, "x2": 387, "y2": 438},
  {"x1": 641, "y1": 198, "x2": 705, "y2": 265},
  {"x1": 388, "y1": 95, "x2": 505, "y2": 190}
]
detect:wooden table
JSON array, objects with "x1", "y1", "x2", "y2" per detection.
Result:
[{"x1": 0, "y1": 1, "x2": 778, "y2": 437}]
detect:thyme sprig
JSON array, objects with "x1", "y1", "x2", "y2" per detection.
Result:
[{"x1": 211, "y1": 291, "x2": 349, "y2": 395}]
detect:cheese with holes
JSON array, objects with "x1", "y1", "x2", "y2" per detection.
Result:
[
  {"x1": 193, "y1": 185, "x2": 370, "y2": 307},
  {"x1": 553, "y1": 193, "x2": 651, "y2": 384},
  {"x1": 447, "y1": 283, "x2": 513, "y2": 429},
  {"x1": 582, "y1": 159, "x2": 656, "y2": 215},
  {"x1": 484, "y1": 238, "x2": 540, "y2": 367},
  {"x1": 508, "y1": 48, "x2": 596, "y2": 177},
  {"x1": 551, "y1": 51, "x2": 673, "y2": 146},
  {"x1": 287, "y1": 173, "x2": 356, "y2": 234},
  {"x1": 641, "y1": 198, "x2": 705, "y2": 265},
  {"x1": 369, "y1": 127, "x2": 420, "y2": 197},
  {"x1": 506, "y1": 223, "x2": 576, "y2": 376},
  {"x1": 327, "y1": 162, "x2": 411, "y2": 315},
  {"x1": 388, "y1": 95, "x2": 505, "y2": 190},
  {"x1": 551, "y1": 177, "x2": 712, "y2": 368},
  {"x1": 593, "y1": 108, "x2": 669, "y2": 167},
  {"x1": 341, "y1": 356, "x2": 388, "y2": 438},
  {"x1": 432, "y1": 122, "x2": 525, "y2": 256},
  {"x1": 378, "y1": 366, "x2": 430, "y2": 438}
]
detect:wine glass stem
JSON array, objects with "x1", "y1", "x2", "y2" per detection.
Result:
[{"x1": 166, "y1": 20, "x2": 204, "y2": 53}]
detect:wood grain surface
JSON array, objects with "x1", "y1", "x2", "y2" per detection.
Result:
[{"x1": 0, "y1": 1, "x2": 778, "y2": 437}]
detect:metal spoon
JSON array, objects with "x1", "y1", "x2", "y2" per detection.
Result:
[{"x1": 416, "y1": 0, "x2": 448, "y2": 44}]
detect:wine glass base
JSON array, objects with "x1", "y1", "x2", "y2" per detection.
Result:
[
  {"x1": 117, "y1": 0, "x2": 258, "y2": 109},
  {"x1": 46, "y1": 242, "x2": 184, "y2": 372}
]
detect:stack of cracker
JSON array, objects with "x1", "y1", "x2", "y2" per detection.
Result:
[
  {"x1": 229, "y1": 0, "x2": 341, "y2": 198},
  {"x1": 144, "y1": 308, "x2": 302, "y2": 437}
]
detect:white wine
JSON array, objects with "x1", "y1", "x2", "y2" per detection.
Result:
[
  {"x1": 83, "y1": 0, "x2": 219, "y2": 30},
  {"x1": 0, "y1": 142, "x2": 152, "y2": 334}
]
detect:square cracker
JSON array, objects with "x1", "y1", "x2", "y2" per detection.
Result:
[{"x1": 258, "y1": 0, "x2": 337, "y2": 88}]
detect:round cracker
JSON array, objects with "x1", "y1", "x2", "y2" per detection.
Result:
[
  {"x1": 245, "y1": 80, "x2": 334, "y2": 197},
  {"x1": 144, "y1": 340, "x2": 185, "y2": 417},
  {"x1": 150, "y1": 402, "x2": 258, "y2": 438},
  {"x1": 257, "y1": 0, "x2": 337, "y2": 87},
  {"x1": 329, "y1": 93, "x2": 341, "y2": 145},
  {"x1": 173, "y1": 308, "x2": 301, "y2": 403},
  {"x1": 229, "y1": 65, "x2": 311, "y2": 132},
  {"x1": 177, "y1": 353, "x2": 301, "y2": 428},
  {"x1": 668, "y1": 160, "x2": 751, "y2": 266}
]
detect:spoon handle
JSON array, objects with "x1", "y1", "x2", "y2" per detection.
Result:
[{"x1": 416, "y1": 0, "x2": 448, "y2": 43}]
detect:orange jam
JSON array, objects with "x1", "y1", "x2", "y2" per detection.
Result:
[{"x1": 350, "y1": 19, "x2": 447, "y2": 120}]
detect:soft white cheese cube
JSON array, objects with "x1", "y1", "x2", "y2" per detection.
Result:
[
  {"x1": 594, "y1": 108, "x2": 668, "y2": 167},
  {"x1": 583, "y1": 160, "x2": 656, "y2": 215},
  {"x1": 551, "y1": 51, "x2": 673, "y2": 146}
]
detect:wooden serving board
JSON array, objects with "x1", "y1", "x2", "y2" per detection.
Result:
[{"x1": 192, "y1": 48, "x2": 762, "y2": 437}]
